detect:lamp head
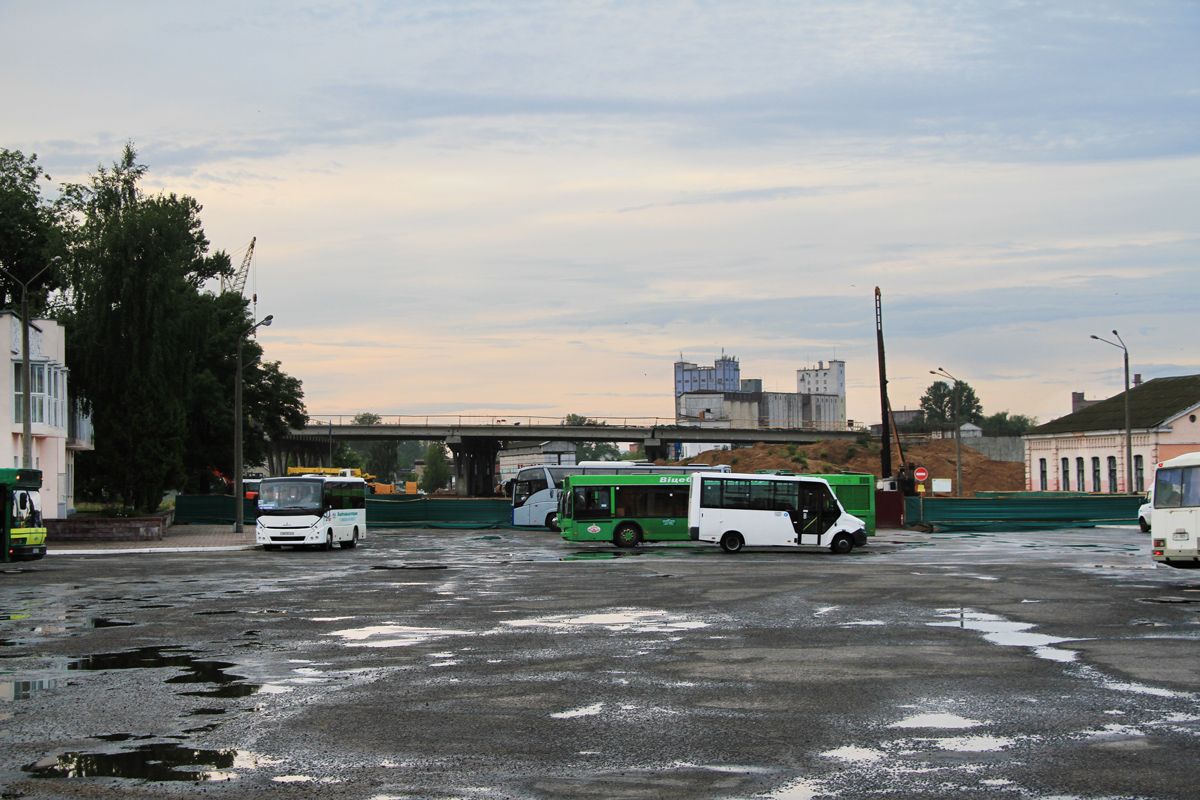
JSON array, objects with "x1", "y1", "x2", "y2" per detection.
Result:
[
  {"x1": 261, "y1": 315, "x2": 273, "y2": 327},
  {"x1": 1090, "y1": 335, "x2": 1099, "y2": 340}
]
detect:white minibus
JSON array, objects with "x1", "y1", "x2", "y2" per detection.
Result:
[
  {"x1": 688, "y1": 472, "x2": 867, "y2": 554},
  {"x1": 1150, "y1": 452, "x2": 1200, "y2": 568},
  {"x1": 256, "y1": 475, "x2": 367, "y2": 551}
]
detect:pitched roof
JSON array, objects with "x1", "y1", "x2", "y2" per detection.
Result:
[{"x1": 1030, "y1": 375, "x2": 1200, "y2": 436}]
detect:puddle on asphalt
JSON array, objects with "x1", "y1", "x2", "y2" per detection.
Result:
[
  {"x1": 90, "y1": 618, "x2": 137, "y2": 628},
  {"x1": 370, "y1": 564, "x2": 449, "y2": 571},
  {"x1": 68, "y1": 646, "x2": 262, "y2": 698},
  {"x1": 932, "y1": 735, "x2": 1014, "y2": 752},
  {"x1": 1, "y1": 678, "x2": 60, "y2": 701},
  {"x1": 23, "y1": 744, "x2": 272, "y2": 782},
  {"x1": 928, "y1": 609, "x2": 1082, "y2": 661},
  {"x1": 550, "y1": 702, "x2": 604, "y2": 719},
  {"x1": 890, "y1": 713, "x2": 983, "y2": 729},
  {"x1": 326, "y1": 624, "x2": 470, "y2": 648},
  {"x1": 821, "y1": 745, "x2": 884, "y2": 763},
  {"x1": 504, "y1": 609, "x2": 708, "y2": 633}
]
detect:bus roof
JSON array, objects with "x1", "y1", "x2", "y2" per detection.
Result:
[
  {"x1": 1158, "y1": 451, "x2": 1200, "y2": 469},
  {"x1": 0, "y1": 468, "x2": 42, "y2": 488},
  {"x1": 264, "y1": 474, "x2": 367, "y2": 484}
]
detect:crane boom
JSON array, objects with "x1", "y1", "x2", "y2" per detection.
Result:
[{"x1": 221, "y1": 237, "x2": 255, "y2": 296}]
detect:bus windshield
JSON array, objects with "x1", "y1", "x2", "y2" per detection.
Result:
[
  {"x1": 1154, "y1": 466, "x2": 1200, "y2": 508},
  {"x1": 258, "y1": 479, "x2": 323, "y2": 515}
]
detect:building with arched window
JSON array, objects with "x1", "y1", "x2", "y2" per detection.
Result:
[{"x1": 1023, "y1": 375, "x2": 1200, "y2": 493}]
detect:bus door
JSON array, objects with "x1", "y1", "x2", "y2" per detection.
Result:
[{"x1": 796, "y1": 483, "x2": 838, "y2": 545}]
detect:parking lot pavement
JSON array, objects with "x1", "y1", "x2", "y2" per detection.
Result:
[
  {"x1": 4, "y1": 525, "x2": 1199, "y2": 799},
  {"x1": 47, "y1": 524, "x2": 257, "y2": 554}
]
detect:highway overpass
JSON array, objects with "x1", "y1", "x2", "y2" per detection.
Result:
[{"x1": 279, "y1": 418, "x2": 864, "y2": 496}]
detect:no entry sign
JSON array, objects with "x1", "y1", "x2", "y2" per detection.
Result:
[{"x1": 913, "y1": 467, "x2": 929, "y2": 482}]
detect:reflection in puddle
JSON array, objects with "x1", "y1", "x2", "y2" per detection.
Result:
[
  {"x1": 1, "y1": 678, "x2": 59, "y2": 701},
  {"x1": 933, "y1": 735, "x2": 1014, "y2": 752},
  {"x1": 23, "y1": 744, "x2": 271, "y2": 782},
  {"x1": 326, "y1": 625, "x2": 469, "y2": 648},
  {"x1": 505, "y1": 609, "x2": 708, "y2": 633},
  {"x1": 90, "y1": 618, "x2": 136, "y2": 628},
  {"x1": 550, "y1": 702, "x2": 603, "y2": 719},
  {"x1": 69, "y1": 646, "x2": 261, "y2": 698},
  {"x1": 928, "y1": 609, "x2": 1081, "y2": 661},
  {"x1": 821, "y1": 745, "x2": 883, "y2": 763},
  {"x1": 890, "y1": 713, "x2": 982, "y2": 729}
]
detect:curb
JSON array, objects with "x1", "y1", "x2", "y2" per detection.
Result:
[{"x1": 48, "y1": 545, "x2": 259, "y2": 555}]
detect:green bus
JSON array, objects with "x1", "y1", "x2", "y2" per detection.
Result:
[
  {"x1": 2, "y1": 468, "x2": 46, "y2": 562},
  {"x1": 559, "y1": 474, "x2": 692, "y2": 548},
  {"x1": 807, "y1": 472, "x2": 875, "y2": 536}
]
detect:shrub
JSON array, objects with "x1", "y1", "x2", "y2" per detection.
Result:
[
  {"x1": 819, "y1": 450, "x2": 828, "y2": 460},
  {"x1": 731, "y1": 457, "x2": 740, "y2": 465},
  {"x1": 845, "y1": 446, "x2": 857, "y2": 460}
]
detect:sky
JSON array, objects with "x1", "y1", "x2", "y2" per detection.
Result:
[{"x1": 3, "y1": 1, "x2": 1198, "y2": 427}]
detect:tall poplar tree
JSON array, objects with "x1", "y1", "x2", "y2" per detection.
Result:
[{"x1": 58, "y1": 145, "x2": 232, "y2": 510}]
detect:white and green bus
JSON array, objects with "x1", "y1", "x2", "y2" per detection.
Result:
[
  {"x1": 558, "y1": 474, "x2": 693, "y2": 547},
  {"x1": 688, "y1": 472, "x2": 867, "y2": 554},
  {"x1": 512, "y1": 462, "x2": 729, "y2": 530},
  {"x1": 256, "y1": 475, "x2": 367, "y2": 551}
]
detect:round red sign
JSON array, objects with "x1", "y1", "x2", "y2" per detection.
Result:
[{"x1": 913, "y1": 467, "x2": 929, "y2": 481}]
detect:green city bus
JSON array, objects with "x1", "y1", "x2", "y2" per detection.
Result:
[
  {"x1": 755, "y1": 470, "x2": 875, "y2": 535},
  {"x1": 559, "y1": 474, "x2": 692, "y2": 548}
]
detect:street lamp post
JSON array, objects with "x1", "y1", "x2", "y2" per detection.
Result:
[
  {"x1": 1091, "y1": 331, "x2": 1134, "y2": 494},
  {"x1": 234, "y1": 315, "x2": 273, "y2": 533},
  {"x1": 0, "y1": 257, "x2": 61, "y2": 469},
  {"x1": 931, "y1": 367, "x2": 963, "y2": 498}
]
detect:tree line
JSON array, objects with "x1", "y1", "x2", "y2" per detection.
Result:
[
  {"x1": 0, "y1": 145, "x2": 307, "y2": 511},
  {"x1": 904, "y1": 379, "x2": 1037, "y2": 435}
]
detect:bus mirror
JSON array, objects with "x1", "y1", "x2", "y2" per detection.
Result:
[{"x1": 18, "y1": 494, "x2": 27, "y2": 510}]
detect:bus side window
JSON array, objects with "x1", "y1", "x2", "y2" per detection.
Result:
[{"x1": 700, "y1": 479, "x2": 722, "y2": 508}]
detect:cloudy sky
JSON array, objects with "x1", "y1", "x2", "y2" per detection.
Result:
[{"x1": 3, "y1": 1, "x2": 1197, "y2": 426}]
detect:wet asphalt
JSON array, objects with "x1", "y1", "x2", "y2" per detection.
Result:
[{"x1": 2, "y1": 527, "x2": 1199, "y2": 799}]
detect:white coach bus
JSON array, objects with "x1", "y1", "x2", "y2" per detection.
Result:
[
  {"x1": 687, "y1": 472, "x2": 867, "y2": 554},
  {"x1": 256, "y1": 474, "x2": 367, "y2": 551},
  {"x1": 1151, "y1": 452, "x2": 1200, "y2": 568}
]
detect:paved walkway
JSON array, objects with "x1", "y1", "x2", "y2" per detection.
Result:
[{"x1": 48, "y1": 524, "x2": 257, "y2": 554}]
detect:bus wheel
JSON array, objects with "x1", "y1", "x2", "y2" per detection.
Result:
[
  {"x1": 263, "y1": 544, "x2": 280, "y2": 551},
  {"x1": 720, "y1": 532, "x2": 744, "y2": 554},
  {"x1": 342, "y1": 527, "x2": 359, "y2": 549},
  {"x1": 830, "y1": 534, "x2": 854, "y2": 555},
  {"x1": 613, "y1": 524, "x2": 641, "y2": 548},
  {"x1": 324, "y1": 531, "x2": 334, "y2": 551},
  {"x1": 545, "y1": 512, "x2": 560, "y2": 533},
  {"x1": 1139, "y1": 518, "x2": 1150, "y2": 533}
]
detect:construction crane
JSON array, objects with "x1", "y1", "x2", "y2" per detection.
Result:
[{"x1": 221, "y1": 237, "x2": 255, "y2": 298}]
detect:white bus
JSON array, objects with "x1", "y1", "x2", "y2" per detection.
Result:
[
  {"x1": 1150, "y1": 452, "x2": 1200, "y2": 568},
  {"x1": 687, "y1": 472, "x2": 867, "y2": 554},
  {"x1": 256, "y1": 475, "x2": 367, "y2": 551},
  {"x1": 510, "y1": 461, "x2": 730, "y2": 530}
]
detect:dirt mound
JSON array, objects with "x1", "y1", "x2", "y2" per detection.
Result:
[{"x1": 667, "y1": 438, "x2": 1025, "y2": 497}]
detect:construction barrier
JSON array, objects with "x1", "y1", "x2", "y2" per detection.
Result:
[
  {"x1": 905, "y1": 494, "x2": 1144, "y2": 532},
  {"x1": 174, "y1": 495, "x2": 516, "y2": 529}
]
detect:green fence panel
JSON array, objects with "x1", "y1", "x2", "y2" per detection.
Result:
[
  {"x1": 174, "y1": 496, "x2": 515, "y2": 529},
  {"x1": 174, "y1": 495, "x2": 255, "y2": 525},
  {"x1": 904, "y1": 495, "x2": 1144, "y2": 532}
]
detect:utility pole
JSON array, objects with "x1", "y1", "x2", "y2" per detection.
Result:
[
  {"x1": 931, "y1": 367, "x2": 963, "y2": 498},
  {"x1": 234, "y1": 314, "x2": 273, "y2": 532},
  {"x1": 1091, "y1": 331, "x2": 1134, "y2": 493}
]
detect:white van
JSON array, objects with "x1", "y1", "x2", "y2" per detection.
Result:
[
  {"x1": 256, "y1": 475, "x2": 367, "y2": 551},
  {"x1": 1150, "y1": 452, "x2": 1200, "y2": 568},
  {"x1": 687, "y1": 472, "x2": 867, "y2": 554}
]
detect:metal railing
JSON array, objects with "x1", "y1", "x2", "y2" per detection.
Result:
[{"x1": 305, "y1": 413, "x2": 867, "y2": 432}]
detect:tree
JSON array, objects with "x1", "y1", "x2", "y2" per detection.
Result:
[
  {"x1": 348, "y1": 412, "x2": 412, "y2": 483},
  {"x1": 919, "y1": 380, "x2": 983, "y2": 426},
  {"x1": 0, "y1": 149, "x2": 61, "y2": 311},
  {"x1": 565, "y1": 413, "x2": 619, "y2": 462},
  {"x1": 56, "y1": 144, "x2": 307, "y2": 510},
  {"x1": 332, "y1": 442, "x2": 362, "y2": 471},
  {"x1": 419, "y1": 442, "x2": 452, "y2": 494},
  {"x1": 981, "y1": 411, "x2": 1037, "y2": 436}
]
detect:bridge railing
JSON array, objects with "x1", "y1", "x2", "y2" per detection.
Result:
[{"x1": 305, "y1": 414, "x2": 868, "y2": 433}]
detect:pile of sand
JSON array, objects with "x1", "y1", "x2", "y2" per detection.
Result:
[{"x1": 666, "y1": 438, "x2": 1025, "y2": 497}]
